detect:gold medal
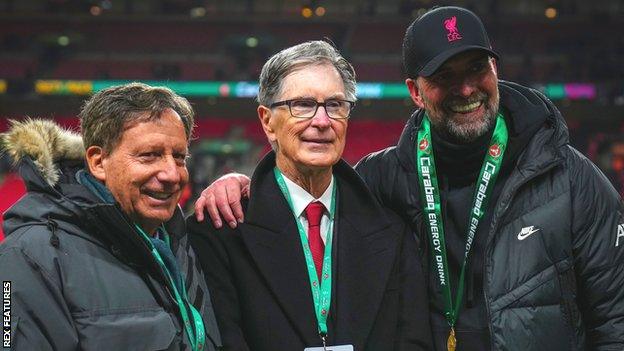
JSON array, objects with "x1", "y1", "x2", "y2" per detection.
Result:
[{"x1": 447, "y1": 327, "x2": 457, "y2": 351}]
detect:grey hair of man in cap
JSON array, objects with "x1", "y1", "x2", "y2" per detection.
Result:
[{"x1": 257, "y1": 40, "x2": 357, "y2": 107}]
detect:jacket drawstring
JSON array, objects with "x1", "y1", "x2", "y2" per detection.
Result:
[{"x1": 47, "y1": 217, "x2": 59, "y2": 248}]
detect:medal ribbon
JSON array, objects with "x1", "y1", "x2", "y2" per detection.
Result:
[
  {"x1": 135, "y1": 225, "x2": 207, "y2": 351},
  {"x1": 415, "y1": 113, "x2": 507, "y2": 330},
  {"x1": 274, "y1": 167, "x2": 336, "y2": 340}
]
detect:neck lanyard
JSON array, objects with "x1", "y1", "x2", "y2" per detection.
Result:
[
  {"x1": 415, "y1": 113, "x2": 507, "y2": 351},
  {"x1": 274, "y1": 167, "x2": 336, "y2": 346},
  {"x1": 135, "y1": 225, "x2": 207, "y2": 351}
]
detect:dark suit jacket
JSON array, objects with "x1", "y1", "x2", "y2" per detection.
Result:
[{"x1": 188, "y1": 152, "x2": 432, "y2": 351}]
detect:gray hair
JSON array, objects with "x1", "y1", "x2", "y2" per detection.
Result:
[
  {"x1": 79, "y1": 82, "x2": 194, "y2": 153},
  {"x1": 257, "y1": 40, "x2": 357, "y2": 106}
]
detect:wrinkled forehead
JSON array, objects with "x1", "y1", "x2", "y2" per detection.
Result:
[
  {"x1": 114, "y1": 109, "x2": 188, "y2": 147},
  {"x1": 277, "y1": 63, "x2": 346, "y2": 99}
]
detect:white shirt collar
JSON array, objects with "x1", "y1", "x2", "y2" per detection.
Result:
[{"x1": 282, "y1": 173, "x2": 334, "y2": 219}]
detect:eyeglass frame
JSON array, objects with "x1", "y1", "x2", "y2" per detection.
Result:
[{"x1": 268, "y1": 98, "x2": 356, "y2": 119}]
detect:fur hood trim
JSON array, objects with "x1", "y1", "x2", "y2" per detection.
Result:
[{"x1": 1, "y1": 118, "x2": 84, "y2": 186}]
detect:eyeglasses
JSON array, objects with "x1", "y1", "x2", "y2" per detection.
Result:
[{"x1": 269, "y1": 98, "x2": 355, "y2": 119}]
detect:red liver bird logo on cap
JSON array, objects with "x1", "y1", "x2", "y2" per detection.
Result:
[{"x1": 444, "y1": 16, "x2": 462, "y2": 42}]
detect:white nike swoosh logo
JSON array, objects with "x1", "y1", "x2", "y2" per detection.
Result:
[{"x1": 517, "y1": 226, "x2": 540, "y2": 240}]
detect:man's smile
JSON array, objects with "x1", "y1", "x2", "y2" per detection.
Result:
[
  {"x1": 143, "y1": 189, "x2": 176, "y2": 201},
  {"x1": 448, "y1": 100, "x2": 483, "y2": 113}
]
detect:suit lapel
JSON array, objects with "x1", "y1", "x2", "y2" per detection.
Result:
[
  {"x1": 333, "y1": 166, "x2": 399, "y2": 350},
  {"x1": 240, "y1": 153, "x2": 400, "y2": 349},
  {"x1": 239, "y1": 154, "x2": 320, "y2": 346}
]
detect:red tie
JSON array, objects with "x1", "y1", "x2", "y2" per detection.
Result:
[{"x1": 305, "y1": 201, "x2": 325, "y2": 280}]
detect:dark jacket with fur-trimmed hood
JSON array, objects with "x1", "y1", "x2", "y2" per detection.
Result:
[
  {"x1": 0, "y1": 119, "x2": 222, "y2": 350},
  {"x1": 356, "y1": 81, "x2": 624, "y2": 350}
]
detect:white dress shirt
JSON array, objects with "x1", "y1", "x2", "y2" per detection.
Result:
[{"x1": 282, "y1": 174, "x2": 335, "y2": 244}]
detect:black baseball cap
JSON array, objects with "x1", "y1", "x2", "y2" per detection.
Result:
[{"x1": 403, "y1": 6, "x2": 499, "y2": 77}]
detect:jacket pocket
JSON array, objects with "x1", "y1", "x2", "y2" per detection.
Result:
[
  {"x1": 73, "y1": 307, "x2": 177, "y2": 350},
  {"x1": 490, "y1": 259, "x2": 584, "y2": 351}
]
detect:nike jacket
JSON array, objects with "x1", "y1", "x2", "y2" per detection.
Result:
[{"x1": 356, "y1": 81, "x2": 624, "y2": 350}]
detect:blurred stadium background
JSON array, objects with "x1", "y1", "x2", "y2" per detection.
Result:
[{"x1": 1, "y1": 0, "x2": 624, "y2": 238}]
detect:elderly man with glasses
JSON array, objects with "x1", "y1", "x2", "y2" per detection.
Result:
[{"x1": 187, "y1": 40, "x2": 432, "y2": 351}]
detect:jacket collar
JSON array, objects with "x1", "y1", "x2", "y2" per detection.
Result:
[
  {"x1": 239, "y1": 152, "x2": 399, "y2": 348},
  {"x1": 6, "y1": 157, "x2": 186, "y2": 274}
]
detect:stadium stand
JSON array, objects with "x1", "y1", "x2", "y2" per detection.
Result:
[{"x1": 0, "y1": 0, "x2": 623, "y2": 209}]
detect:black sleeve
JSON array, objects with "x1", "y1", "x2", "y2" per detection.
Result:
[
  {"x1": 568, "y1": 148, "x2": 624, "y2": 349},
  {"x1": 355, "y1": 147, "x2": 400, "y2": 209},
  {"x1": 187, "y1": 217, "x2": 251, "y2": 351}
]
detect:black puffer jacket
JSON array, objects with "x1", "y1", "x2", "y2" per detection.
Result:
[
  {"x1": 0, "y1": 120, "x2": 222, "y2": 350},
  {"x1": 356, "y1": 81, "x2": 624, "y2": 350}
]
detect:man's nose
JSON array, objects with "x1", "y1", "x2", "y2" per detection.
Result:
[
  {"x1": 157, "y1": 156, "x2": 182, "y2": 183},
  {"x1": 454, "y1": 77, "x2": 478, "y2": 97},
  {"x1": 310, "y1": 105, "x2": 332, "y2": 127},
  {"x1": 451, "y1": 74, "x2": 479, "y2": 98}
]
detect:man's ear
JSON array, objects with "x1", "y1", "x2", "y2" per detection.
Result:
[
  {"x1": 85, "y1": 146, "x2": 107, "y2": 182},
  {"x1": 406, "y1": 78, "x2": 425, "y2": 109},
  {"x1": 258, "y1": 105, "x2": 277, "y2": 145},
  {"x1": 490, "y1": 57, "x2": 498, "y2": 76}
]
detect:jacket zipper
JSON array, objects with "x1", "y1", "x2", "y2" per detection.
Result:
[{"x1": 482, "y1": 159, "x2": 562, "y2": 350}]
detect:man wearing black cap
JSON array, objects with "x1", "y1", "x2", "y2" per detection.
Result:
[
  {"x1": 355, "y1": 6, "x2": 624, "y2": 350},
  {"x1": 194, "y1": 6, "x2": 624, "y2": 351}
]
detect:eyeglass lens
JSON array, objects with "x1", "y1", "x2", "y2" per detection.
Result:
[{"x1": 290, "y1": 99, "x2": 351, "y2": 118}]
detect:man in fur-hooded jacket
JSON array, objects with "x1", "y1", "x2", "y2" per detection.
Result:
[{"x1": 0, "y1": 83, "x2": 221, "y2": 350}]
